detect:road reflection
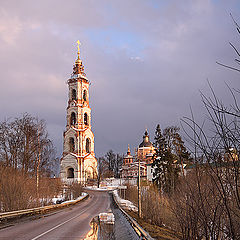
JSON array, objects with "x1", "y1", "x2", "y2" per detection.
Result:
[{"x1": 84, "y1": 216, "x2": 115, "y2": 240}]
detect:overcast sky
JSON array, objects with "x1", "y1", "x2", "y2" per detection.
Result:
[{"x1": 0, "y1": 0, "x2": 239, "y2": 157}]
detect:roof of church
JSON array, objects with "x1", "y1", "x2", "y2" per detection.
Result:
[
  {"x1": 138, "y1": 130, "x2": 153, "y2": 148},
  {"x1": 139, "y1": 141, "x2": 153, "y2": 148}
]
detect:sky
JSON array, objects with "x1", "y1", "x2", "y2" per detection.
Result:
[{"x1": 0, "y1": 0, "x2": 239, "y2": 158}]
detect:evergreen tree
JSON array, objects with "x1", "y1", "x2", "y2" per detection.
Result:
[
  {"x1": 164, "y1": 126, "x2": 192, "y2": 176},
  {"x1": 152, "y1": 125, "x2": 184, "y2": 194},
  {"x1": 152, "y1": 124, "x2": 168, "y2": 192},
  {"x1": 172, "y1": 131, "x2": 192, "y2": 176}
]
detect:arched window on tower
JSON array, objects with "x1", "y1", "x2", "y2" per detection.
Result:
[
  {"x1": 69, "y1": 137, "x2": 75, "y2": 152},
  {"x1": 70, "y1": 112, "x2": 76, "y2": 125},
  {"x1": 83, "y1": 90, "x2": 87, "y2": 101},
  {"x1": 72, "y1": 89, "x2": 77, "y2": 101},
  {"x1": 86, "y1": 138, "x2": 91, "y2": 153},
  {"x1": 67, "y1": 168, "x2": 74, "y2": 178},
  {"x1": 84, "y1": 113, "x2": 89, "y2": 126}
]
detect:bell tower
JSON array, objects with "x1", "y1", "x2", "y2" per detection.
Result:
[{"x1": 60, "y1": 41, "x2": 97, "y2": 183}]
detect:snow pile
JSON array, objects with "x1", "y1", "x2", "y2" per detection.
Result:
[
  {"x1": 85, "y1": 178, "x2": 122, "y2": 191},
  {"x1": 52, "y1": 192, "x2": 87, "y2": 204},
  {"x1": 85, "y1": 185, "x2": 120, "y2": 191},
  {"x1": 63, "y1": 192, "x2": 87, "y2": 203},
  {"x1": 52, "y1": 196, "x2": 65, "y2": 204},
  {"x1": 113, "y1": 189, "x2": 138, "y2": 212},
  {"x1": 105, "y1": 178, "x2": 121, "y2": 186},
  {"x1": 99, "y1": 212, "x2": 115, "y2": 224},
  {"x1": 84, "y1": 186, "x2": 108, "y2": 191}
]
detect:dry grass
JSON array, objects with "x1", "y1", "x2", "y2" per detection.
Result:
[
  {"x1": 0, "y1": 165, "x2": 63, "y2": 212},
  {"x1": 126, "y1": 210, "x2": 180, "y2": 240},
  {"x1": 121, "y1": 183, "x2": 178, "y2": 229},
  {"x1": 121, "y1": 182, "x2": 180, "y2": 239}
]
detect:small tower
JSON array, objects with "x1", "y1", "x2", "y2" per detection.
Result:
[
  {"x1": 60, "y1": 41, "x2": 97, "y2": 183},
  {"x1": 123, "y1": 144, "x2": 134, "y2": 165}
]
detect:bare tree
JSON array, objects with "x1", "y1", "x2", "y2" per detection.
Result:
[
  {"x1": 180, "y1": 84, "x2": 240, "y2": 239},
  {"x1": 104, "y1": 150, "x2": 123, "y2": 178},
  {"x1": 0, "y1": 113, "x2": 57, "y2": 207},
  {"x1": 171, "y1": 15, "x2": 240, "y2": 239},
  {"x1": 97, "y1": 157, "x2": 105, "y2": 187},
  {"x1": 0, "y1": 113, "x2": 56, "y2": 176},
  {"x1": 216, "y1": 14, "x2": 240, "y2": 73}
]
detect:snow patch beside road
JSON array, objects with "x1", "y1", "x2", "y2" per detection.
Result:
[
  {"x1": 113, "y1": 190, "x2": 138, "y2": 212},
  {"x1": 52, "y1": 192, "x2": 87, "y2": 204}
]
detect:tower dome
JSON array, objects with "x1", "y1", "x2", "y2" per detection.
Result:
[
  {"x1": 139, "y1": 130, "x2": 153, "y2": 148},
  {"x1": 137, "y1": 129, "x2": 154, "y2": 164}
]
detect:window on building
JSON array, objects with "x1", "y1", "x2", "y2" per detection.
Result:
[
  {"x1": 86, "y1": 138, "x2": 91, "y2": 153},
  {"x1": 67, "y1": 168, "x2": 74, "y2": 178},
  {"x1": 69, "y1": 137, "x2": 75, "y2": 152},
  {"x1": 72, "y1": 89, "x2": 77, "y2": 100},
  {"x1": 70, "y1": 112, "x2": 76, "y2": 125},
  {"x1": 84, "y1": 113, "x2": 89, "y2": 125},
  {"x1": 83, "y1": 90, "x2": 87, "y2": 101}
]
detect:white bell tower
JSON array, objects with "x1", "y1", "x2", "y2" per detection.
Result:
[{"x1": 60, "y1": 41, "x2": 98, "y2": 183}]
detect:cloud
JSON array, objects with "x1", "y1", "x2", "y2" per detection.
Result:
[
  {"x1": 0, "y1": 9, "x2": 22, "y2": 45},
  {"x1": 0, "y1": 0, "x2": 239, "y2": 157}
]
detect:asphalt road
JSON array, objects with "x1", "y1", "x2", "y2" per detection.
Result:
[{"x1": 0, "y1": 190, "x2": 110, "y2": 240}]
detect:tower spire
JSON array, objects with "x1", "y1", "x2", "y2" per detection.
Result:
[
  {"x1": 73, "y1": 40, "x2": 86, "y2": 76},
  {"x1": 127, "y1": 144, "x2": 131, "y2": 155},
  {"x1": 76, "y1": 40, "x2": 81, "y2": 60}
]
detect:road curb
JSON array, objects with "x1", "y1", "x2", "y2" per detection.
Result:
[
  {"x1": 0, "y1": 193, "x2": 89, "y2": 221},
  {"x1": 111, "y1": 191, "x2": 154, "y2": 240}
]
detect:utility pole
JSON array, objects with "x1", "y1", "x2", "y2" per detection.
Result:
[
  {"x1": 138, "y1": 155, "x2": 142, "y2": 218},
  {"x1": 36, "y1": 127, "x2": 41, "y2": 198}
]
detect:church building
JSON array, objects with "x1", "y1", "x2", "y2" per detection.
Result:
[
  {"x1": 60, "y1": 42, "x2": 97, "y2": 183},
  {"x1": 121, "y1": 130, "x2": 154, "y2": 179}
]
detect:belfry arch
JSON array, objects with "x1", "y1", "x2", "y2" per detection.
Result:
[
  {"x1": 83, "y1": 90, "x2": 87, "y2": 101},
  {"x1": 86, "y1": 138, "x2": 91, "y2": 153},
  {"x1": 72, "y1": 89, "x2": 77, "y2": 100},
  {"x1": 67, "y1": 168, "x2": 74, "y2": 178},
  {"x1": 69, "y1": 137, "x2": 75, "y2": 152},
  {"x1": 84, "y1": 113, "x2": 89, "y2": 126},
  {"x1": 70, "y1": 112, "x2": 76, "y2": 125}
]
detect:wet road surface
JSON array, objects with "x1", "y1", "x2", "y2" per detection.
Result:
[{"x1": 0, "y1": 190, "x2": 110, "y2": 240}]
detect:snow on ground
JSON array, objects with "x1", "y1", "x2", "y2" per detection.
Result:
[
  {"x1": 62, "y1": 192, "x2": 87, "y2": 204},
  {"x1": 85, "y1": 178, "x2": 123, "y2": 191},
  {"x1": 85, "y1": 186, "x2": 108, "y2": 191},
  {"x1": 84, "y1": 178, "x2": 137, "y2": 211},
  {"x1": 113, "y1": 189, "x2": 138, "y2": 212},
  {"x1": 51, "y1": 196, "x2": 65, "y2": 204},
  {"x1": 84, "y1": 185, "x2": 119, "y2": 191},
  {"x1": 103, "y1": 178, "x2": 121, "y2": 186},
  {"x1": 52, "y1": 192, "x2": 87, "y2": 204}
]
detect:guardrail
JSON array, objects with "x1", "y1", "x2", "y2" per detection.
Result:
[
  {"x1": 112, "y1": 191, "x2": 154, "y2": 240},
  {"x1": 0, "y1": 194, "x2": 89, "y2": 220}
]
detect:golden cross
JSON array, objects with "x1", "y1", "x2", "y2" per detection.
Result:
[{"x1": 76, "y1": 40, "x2": 81, "y2": 54}]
